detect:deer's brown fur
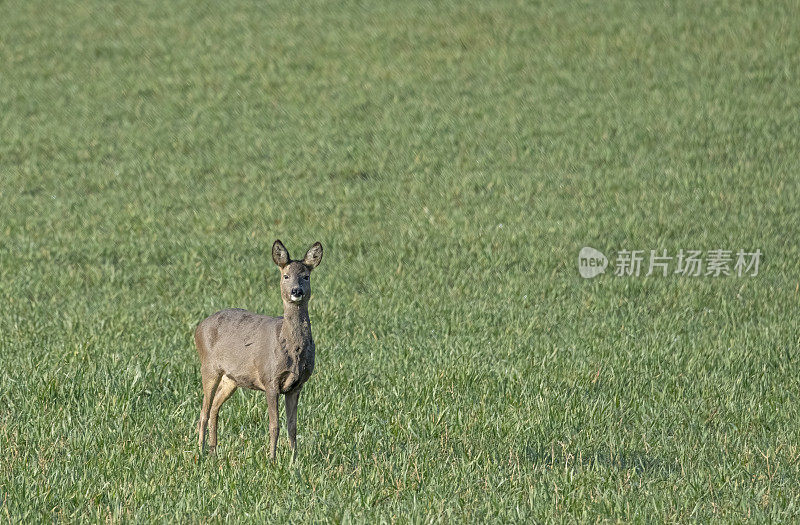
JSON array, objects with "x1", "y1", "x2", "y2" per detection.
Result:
[{"x1": 195, "y1": 240, "x2": 322, "y2": 459}]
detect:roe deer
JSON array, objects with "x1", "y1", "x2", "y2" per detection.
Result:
[{"x1": 194, "y1": 240, "x2": 323, "y2": 459}]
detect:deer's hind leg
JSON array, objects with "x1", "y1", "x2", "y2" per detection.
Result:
[
  {"x1": 208, "y1": 375, "x2": 237, "y2": 453},
  {"x1": 198, "y1": 369, "x2": 223, "y2": 454},
  {"x1": 267, "y1": 389, "x2": 280, "y2": 461}
]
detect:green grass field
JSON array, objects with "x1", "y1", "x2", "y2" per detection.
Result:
[{"x1": 2, "y1": 0, "x2": 800, "y2": 521}]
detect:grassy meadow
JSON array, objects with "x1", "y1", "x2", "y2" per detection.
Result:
[{"x1": 2, "y1": 0, "x2": 800, "y2": 521}]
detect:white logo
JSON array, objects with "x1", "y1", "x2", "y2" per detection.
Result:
[
  {"x1": 578, "y1": 247, "x2": 608, "y2": 279},
  {"x1": 578, "y1": 247, "x2": 761, "y2": 279}
]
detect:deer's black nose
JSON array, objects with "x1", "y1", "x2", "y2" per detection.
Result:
[{"x1": 291, "y1": 287, "x2": 303, "y2": 296}]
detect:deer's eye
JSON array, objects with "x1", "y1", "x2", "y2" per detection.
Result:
[
  {"x1": 303, "y1": 275, "x2": 310, "y2": 281},
  {"x1": 283, "y1": 275, "x2": 289, "y2": 279}
]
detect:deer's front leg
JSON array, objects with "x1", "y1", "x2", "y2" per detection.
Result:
[
  {"x1": 285, "y1": 388, "x2": 301, "y2": 460},
  {"x1": 266, "y1": 389, "x2": 280, "y2": 460}
]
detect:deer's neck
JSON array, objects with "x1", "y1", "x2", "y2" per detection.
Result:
[{"x1": 280, "y1": 303, "x2": 312, "y2": 349}]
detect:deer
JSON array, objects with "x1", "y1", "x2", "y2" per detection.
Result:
[{"x1": 194, "y1": 240, "x2": 323, "y2": 460}]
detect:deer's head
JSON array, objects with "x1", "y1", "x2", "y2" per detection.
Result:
[{"x1": 272, "y1": 240, "x2": 323, "y2": 306}]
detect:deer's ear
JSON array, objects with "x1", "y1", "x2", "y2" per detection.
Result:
[
  {"x1": 303, "y1": 242, "x2": 323, "y2": 269},
  {"x1": 272, "y1": 239, "x2": 290, "y2": 267}
]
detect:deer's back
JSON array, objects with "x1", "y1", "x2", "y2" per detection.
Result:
[{"x1": 195, "y1": 308, "x2": 282, "y2": 391}]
